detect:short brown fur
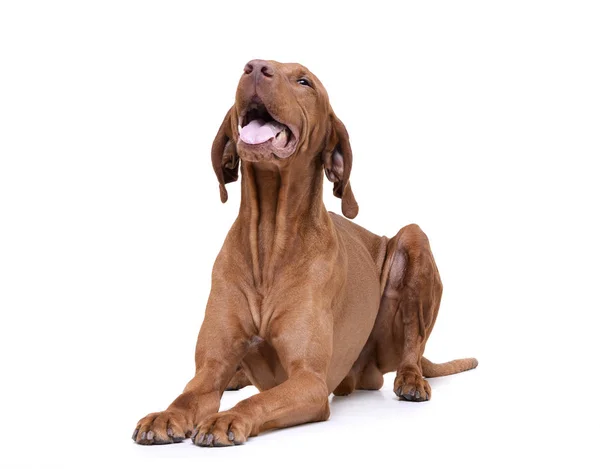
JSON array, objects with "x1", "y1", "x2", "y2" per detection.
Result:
[{"x1": 132, "y1": 60, "x2": 477, "y2": 447}]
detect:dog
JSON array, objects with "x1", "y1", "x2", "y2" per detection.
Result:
[{"x1": 132, "y1": 60, "x2": 478, "y2": 447}]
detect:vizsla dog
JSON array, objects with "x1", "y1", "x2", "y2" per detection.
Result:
[{"x1": 132, "y1": 60, "x2": 478, "y2": 447}]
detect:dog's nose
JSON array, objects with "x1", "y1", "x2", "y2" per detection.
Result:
[{"x1": 244, "y1": 60, "x2": 274, "y2": 78}]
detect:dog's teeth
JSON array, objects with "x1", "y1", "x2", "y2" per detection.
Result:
[
  {"x1": 274, "y1": 128, "x2": 289, "y2": 148},
  {"x1": 238, "y1": 124, "x2": 242, "y2": 133}
]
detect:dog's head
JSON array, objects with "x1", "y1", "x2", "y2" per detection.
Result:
[{"x1": 211, "y1": 60, "x2": 358, "y2": 219}]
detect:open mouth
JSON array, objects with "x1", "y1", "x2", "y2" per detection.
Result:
[{"x1": 238, "y1": 100, "x2": 296, "y2": 157}]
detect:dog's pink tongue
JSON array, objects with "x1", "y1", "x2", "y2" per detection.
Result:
[{"x1": 240, "y1": 119, "x2": 278, "y2": 144}]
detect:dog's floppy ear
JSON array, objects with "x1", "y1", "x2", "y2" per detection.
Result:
[
  {"x1": 211, "y1": 107, "x2": 239, "y2": 203},
  {"x1": 322, "y1": 114, "x2": 359, "y2": 219}
]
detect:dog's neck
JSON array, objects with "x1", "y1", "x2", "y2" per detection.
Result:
[{"x1": 238, "y1": 158, "x2": 329, "y2": 286}]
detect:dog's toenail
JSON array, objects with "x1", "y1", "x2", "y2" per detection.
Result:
[
  {"x1": 140, "y1": 431, "x2": 146, "y2": 440},
  {"x1": 132, "y1": 429, "x2": 139, "y2": 440},
  {"x1": 167, "y1": 428, "x2": 173, "y2": 437},
  {"x1": 415, "y1": 391, "x2": 421, "y2": 399},
  {"x1": 228, "y1": 431, "x2": 234, "y2": 441},
  {"x1": 206, "y1": 434, "x2": 214, "y2": 446},
  {"x1": 146, "y1": 431, "x2": 154, "y2": 440}
]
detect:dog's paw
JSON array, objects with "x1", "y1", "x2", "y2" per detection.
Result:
[
  {"x1": 394, "y1": 370, "x2": 431, "y2": 402},
  {"x1": 191, "y1": 411, "x2": 253, "y2": 447},
  {"x1": 132, "y1": 410, "x2": 191, "y2": 445}
]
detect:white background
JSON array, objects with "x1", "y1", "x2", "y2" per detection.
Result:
[{"x1": 1, "y1": 1, "x2": 598, "y2": 468}]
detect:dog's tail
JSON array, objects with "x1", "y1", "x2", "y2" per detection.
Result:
[{"x1": 421, "y1": 356, "x2": 479, "y2": 378}]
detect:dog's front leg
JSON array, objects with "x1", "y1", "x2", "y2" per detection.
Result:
[
  {"x1": 192, "y1": 306, "x2": 332, "y2": 446},
  {"x1": 133, "y1": 287, "x2": 253, "y2": 445}
]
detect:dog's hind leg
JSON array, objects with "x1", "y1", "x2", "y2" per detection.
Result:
[{"x1": 381, "y1": 224, "x2": 443, "y2": 402}]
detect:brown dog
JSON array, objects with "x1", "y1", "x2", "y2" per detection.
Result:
[{"x1": 132, "y1": 60, "x2": 478, "y2": 447}]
